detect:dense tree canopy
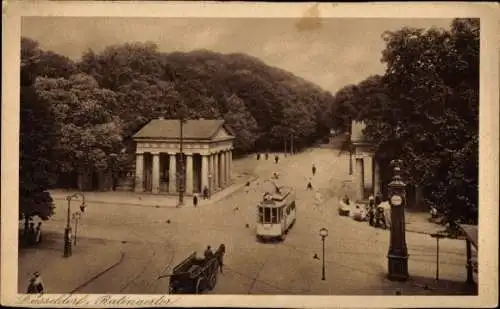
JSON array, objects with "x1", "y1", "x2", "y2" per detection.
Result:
[
  {"x1": 330, "y1": 18, "x2": 479, "y2": 224},
  {"x1": 20, "y1": 18, "x2": 479, "y2": 226},
  {"x1": 76, "y1": 44, "x2": 335, "y2": 153},
  {"x1": 19, "y1": 36, "x2": 337, "y2": 221}
]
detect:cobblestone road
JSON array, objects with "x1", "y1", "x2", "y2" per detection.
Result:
[{"x1": 18, "y1": 147, "x2": 474, "y2": 295}]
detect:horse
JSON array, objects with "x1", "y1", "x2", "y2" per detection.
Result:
[{"x1": 215, "y1": 244, "x2": 226, "y2": 273}]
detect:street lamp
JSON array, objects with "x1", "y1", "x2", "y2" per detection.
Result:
[
  {"x1": 319, "y1": 227, "x2": 329, "y2": 280},
  {"x1": 430, "y1": 231, "x2": 447, "y2": 282},
  {"x1": 208, "y1": 173, "x2": 212, "y2": 198},
  {"x1": 64, "y1": 193, "x2": 86, "y2": 258},
  {"x1": 72, "y1": 212, "x2": 82, "y2": 246},
  {"x1": 387, "y1": 159, "x2": 409, "y2": 281}
]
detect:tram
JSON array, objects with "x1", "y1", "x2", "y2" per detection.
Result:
[{"x1": 256, "y1": 185, "x2": 296, "y2": 241}]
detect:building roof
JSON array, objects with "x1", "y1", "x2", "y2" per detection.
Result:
[{"x1": 132, "y1": 118, "x2": 234, "y2": 140}]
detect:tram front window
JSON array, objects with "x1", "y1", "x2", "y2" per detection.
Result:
[
  {"x1": 264, "y1": 207, "x2": 271, "y2": 223},
  {"x1": 271, "y1": 208, "x2": 279, "y2": 223},
  {"x1": 258, "y1": 207, "x2": 264, "y2": 222}
]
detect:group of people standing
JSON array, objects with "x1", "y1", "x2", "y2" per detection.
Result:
[
  {"x1": 24, "y1": 219, "x2": 43, "y2": 246},
  {"x1": 368, "y1": 193, "x2": 387, "y2": 228}
]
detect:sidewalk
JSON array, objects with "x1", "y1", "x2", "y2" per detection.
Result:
[
  {"x1": 405, "y1": 211, "x2": 443, "y2": 235},
  {"x1": 49, "y1": 174, "x2": 256, "y2": 209},
  {"x1": 49, "y1": 154, "x2": 261, "y2": 208},
  {"x1": 18, "y1": 231, "x2": 124, "y2": 294}
]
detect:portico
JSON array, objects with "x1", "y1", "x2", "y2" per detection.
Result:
[
  {"x1": 350, "y1": 120, "x2": 381, "y2": 200},
  {"x1": 132, "y1": 118, "x2": 235, "y2": 196}
]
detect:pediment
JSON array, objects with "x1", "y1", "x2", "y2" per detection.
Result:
[{"x1": 213, "y1": 127, "x2": 233, "y2": 139}]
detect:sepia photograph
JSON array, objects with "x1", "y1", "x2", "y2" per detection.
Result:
[{"x1": 2, "y1": 1, "x2": 498, "y2": 308}]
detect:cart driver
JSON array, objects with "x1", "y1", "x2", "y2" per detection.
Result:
[{"x1": 204, "y1": 246, "x2": 214, "y2": 260}]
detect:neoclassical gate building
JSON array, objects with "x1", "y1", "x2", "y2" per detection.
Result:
[
  {"x1": 132, "y1": 118, "x2": 235, "y2": 196},
  {"x1": 351, "y1": 120, "x2": 380, "y2": 201},
  {"x1": 350, "y1": 120, "x2": 423, "y2": 208}
]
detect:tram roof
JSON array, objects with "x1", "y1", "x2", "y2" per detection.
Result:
[{"x1": 258, "y1": 186, "x2": 295, "y2": 207}]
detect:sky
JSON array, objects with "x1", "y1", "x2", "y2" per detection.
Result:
[{"x1": 21, "y1": 17, "x2": 453, "y2": 94}]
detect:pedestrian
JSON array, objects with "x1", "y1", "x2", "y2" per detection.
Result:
[
  {"x1": 312, "y1": 163, "x2": 316, "y2": 176},
  {"x1": 307, "y1": 181, "x2": 313, "y2": 190},
  {"x1": 265, "y1": 153, "x2": 269, "y2": 160},
  {"x1": 27, "y1": 278, "x2": 37, "y2": 294},
  {"x1": 27, "y1": 222, "x2": 35, "y2": 246},
  {"x1": 375, "y1": 192, "x2": 382, "y2": 207},
  {"x1": 203, "y1": 186, "x2": 209, "y2": 200},
  {"x1": 368, "y1": 195, "x2": 375, "y2": 226},
  {"x1": 275, "y1": 155, "x2": 279, "y2": 164},
  {"x1": 35, "y1": 222, "x2": 42, "y2": 244},
  {"x1": 257, "y1": 153, "x2": 260, "y2": 160},
  {"x1": 193, "y1": 194, "x2": 199, "y2": 207},
  {"x1": 342, "y1": 194, "x2": 351, "y2": 205},
  {"x1": 27, "y1": 272, "x2": 44, "y2": 294}
]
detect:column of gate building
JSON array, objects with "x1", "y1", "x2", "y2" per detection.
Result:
[{"x1": 133, "y1": 148, "x2": 233, "y2": 195}]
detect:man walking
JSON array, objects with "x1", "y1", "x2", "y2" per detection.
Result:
[{"x1": 193, "y1": 194, "x2": 199, "y2": 207}]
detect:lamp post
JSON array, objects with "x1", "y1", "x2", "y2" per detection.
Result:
[
  {"x1": 387, "y1": 159, "x2": 409, "y2": 281},
  {"x1": 177, "y1": 116, "x2": 187, "y2": 207},
  {"x1": 430, "y1": 231, "x2": 447, "y2": 282},
  {"x1": 64, "y1": 193, "x2": 86, "y2": 257},
  {"x1": 72, "y1": 212, "x2": 82, "y2": 246},
  {"x1": 319, "y1": 227, "x2": 329, "y2": 280},
  {"x1": 208, "y1": 173, "x2": 212, "y2": 198}
]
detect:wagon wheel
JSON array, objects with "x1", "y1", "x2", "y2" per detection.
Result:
[
  {"x1": 195, "y1": 277, "x2": 204, "y2": 294},
  {"x1": 168, "y1": 285, "x2": 176, "y2": 294},
  {"x1": 208, "y1": 269, "x2": 218, "y2": 290}
]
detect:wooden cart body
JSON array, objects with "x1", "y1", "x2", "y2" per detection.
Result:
[{"x1": 168, "y1": 251, "x2": 221, "y2": 294}]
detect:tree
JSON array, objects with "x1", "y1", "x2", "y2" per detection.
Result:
[
  {"x1": 223, "y1": 94, "x2": 260, "y2": 154},
  {"x1": 19, "y1": 38, "x2": 58, "y2": 225},
  {"x1": 35, "y1": 73, "x2": 125, "y2": 174},
  {"x1": 354, "y1": 18, "x2": 479, "y2": 224}
]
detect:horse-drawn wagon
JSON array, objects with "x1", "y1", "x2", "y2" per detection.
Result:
[{"x1": 159, "y1": 245, "x2": 225, "y2": 294}]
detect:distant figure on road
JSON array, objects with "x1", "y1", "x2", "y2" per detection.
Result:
[
  {"x1": 202, "y1": 186, "x2": 209, "y2": 200},
  {"x1": 275, "y1": 155, "x2": 279, "y2": 164},
  {"x1": 193, "y1": 194, "x2": 199, "y2": 207},
  {"x1": 27, "y1": 272, "x2": 44, "y2": 294},
  {"x1": 312, "y1": 164, "x2": 316, "y2": 176},
  {"x1": 306, "y1": 180, "x2": 313, "y2": 190},
  {"x1": 342, "y1": 194, "x2": 351, "y2": 205},
  {"x1": 35, "y1": 222, "x2": 42, "y2": 244},
  {"x1": 273, "y1": 171, "x2": 279, "y2": 179},
  {"x1": 204, "y1": 246, "x2": 214, "y2": 260},
  {"x1": 265, "y1": 153, "x2": 269, "y2": 160},
  {"x1": 257, "y1": 153, "x2": 261, "y2": 160}
]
